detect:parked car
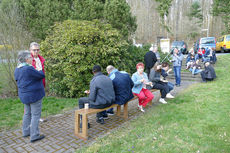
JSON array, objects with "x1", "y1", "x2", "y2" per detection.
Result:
[
  {"x1": 194, "y1": 37, "x2": 216, "y2": 55},
  {"x1": 171, "y1": 41, "x2": 188, "y2": 54},
  {"x1": 216, "y1": 34, "x2": 230, "y2": 52}
]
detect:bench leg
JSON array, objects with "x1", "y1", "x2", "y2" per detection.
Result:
[
  {"x1": 82, "y1": 114, "x2": 88, "y2": 140},
  {"x1": 117, "y1": 105, "x2": 121, "y2": 116},
  {"x1": 74, "y1": 112, "x2": 80, "y2": 136},
  {"x1": 123, "y1": 103, "x2": 128, "y2": 119}
]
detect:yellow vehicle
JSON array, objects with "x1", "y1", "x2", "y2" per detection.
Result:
[{"x1": 216, "y1": 34, "x2": 230, "y2": 52}]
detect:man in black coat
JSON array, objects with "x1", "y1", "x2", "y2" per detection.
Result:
[
  {"x1": 201, "y1": 62, "x2": 216, "y2": 82},
  {"x1": 144, "y1": 46, "x2": 158, "y2": 77}
]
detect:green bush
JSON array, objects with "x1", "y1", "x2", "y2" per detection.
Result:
[{"x1": 41, "y1": 20, "x2": 130, "y2": 97}]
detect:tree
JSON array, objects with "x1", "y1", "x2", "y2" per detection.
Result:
[
  {"x1": 186, "y1": 1, "x2": 203, "y2": 41},
  {"x1": 103, "y1": 0, "x2": 137, "y2": 40},
  {"x1": 212, "y1": 0, "x2": 230, "y2": 33},
  {"x1": 154, "y1": 0, "x2": 173, "y2": 33},
  {"x1": 14, "y1": 0, "x2": 136, "y2": 41},
  {"x1": 40, "y1": 20, "x2": 131, "y2": 97},
  {"x1": 17, "y1": 0, "x2": 73, "y2": 40},
  {"x1": 72, "y1": 0, "x2": 104, "y2": 20},
  {"x1": 0, "y1": 0, "x2": 32, "y2": 96}
]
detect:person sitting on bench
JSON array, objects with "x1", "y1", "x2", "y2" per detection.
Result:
[
  {"x1": 132, "y1": 62, "x2": 154, "y2": 112},
  {"x1": 149, "y1": 62, "x2": 174, "y2": 104},
  {"x1": 102, "y1": 65, "x2": 134, "y2": 116},
  {"x1": 78, "y1": 65, "x2": 115, "y2": 125}
]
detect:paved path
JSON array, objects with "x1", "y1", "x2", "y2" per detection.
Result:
[{"x1": 0, "y1": 80, "x2": 197, "y2": 153}]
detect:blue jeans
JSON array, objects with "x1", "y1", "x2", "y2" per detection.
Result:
[
  {"x1": 23, "y1": 99, "x2": 42, "y2": 141},
  {"x1": 189, "y1": 67, "x2": 202, "y2": 75},
  {"x1": 173, "y1": 66, "x2": 181, "y2": 85},
  {"x1": 167, "y1": 82, "x2": 174, "y2": 91}
]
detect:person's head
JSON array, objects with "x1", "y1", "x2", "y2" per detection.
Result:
[
  {"x1": 201, "y1": 47, "x2": 205, "y2": 51},
  {"x1": 189, "y1": 48, "x2": 194, "y2": 53},
  {"x1": 18, "y1": 51, "x2": 33, "y2": 65},
  {"x1": 30, "y1": 42, "x2": 40, "y2": 58},
  {"x1": 153, "y1": 62, "x2": 161, "y2": 72},
  {"x1": 161, "y1": 62, "x2": 169, "y2": 71},
  {"x1": 205, "y1": 61, "x2": 210, "y2": 67},
  {"x1": 106, "y1": 65, "x2": 115, "y2": 75},
  {"x1": 173, "y1": 47, "x2": 179, "y2": 54},
  {"x1": 153, "y1": 45, "x2": 158, "y2": 53},
  {"x1": 136, "y1": 62, "x2": 144, "y2": 74},
  {"x1": 92, "y1": 65, "x2": 101, "y2": 75}
]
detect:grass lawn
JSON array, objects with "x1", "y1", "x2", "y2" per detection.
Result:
[
  {"x1": 0, "y1": 97, "x2": 78, "y2": 132},
  {"x1": 77, "y1": 55, "x2": 230, "y2": 153}
]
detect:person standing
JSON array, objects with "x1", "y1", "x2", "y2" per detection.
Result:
[
  {"x1": 14, "y1": 51, "x2": 45, "y2": 143},
  {"x1": 29, "y1": 42, "x2": 46, "y2": 122},
  {"x1": 144, "y1": 46, "x2": 158, "y2": 77},
  {"x1": 171, "y1": 48, "x2": 184, "y2": 87}
]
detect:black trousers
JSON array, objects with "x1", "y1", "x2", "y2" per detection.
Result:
[
  {"x1": 152, "y1": 81, "x2": 170, "y2": 98},
  {"x1": 146, "y1": 68, "x2": 151, "y2": 78},
  {"x1": 78, "y1": 97, "x2": 112, "y2": 118},
  {"x1": 200, "y1": 72, "x2": 213, "y2": 82}
]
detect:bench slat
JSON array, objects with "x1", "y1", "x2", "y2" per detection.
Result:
[{"x1": 76, "y1": 104, "x2": 119, "y2": 115}]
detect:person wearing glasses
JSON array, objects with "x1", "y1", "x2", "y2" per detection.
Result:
[
  {"x1": 30, "y1": 42, "x2": 46, "y2": 122},
  {"x1": 14, "y1": 51, "x2": 45, "y2": 143},
  {"x1": 30, "y1": 42, "x2": 45, "y2": 87}
]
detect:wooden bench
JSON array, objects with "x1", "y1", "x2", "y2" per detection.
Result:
[{"x1": 75, "y1": 89, "x2": 159, "y2": 140}]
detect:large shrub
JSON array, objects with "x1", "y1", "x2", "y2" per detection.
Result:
[{"x1": 41, "y1": 20, "x2": 130, "y2": 97}]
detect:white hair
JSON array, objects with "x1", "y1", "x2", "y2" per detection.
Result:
[
  {"x1": 18, "y1": 51, "x2": 31, "y2": 63},
  {"x1": 106, "y1": 65, "x2": 115, "y2": 73},
  {"x1": 30, "y1": 42, "x2": 40, "y2": 49}
]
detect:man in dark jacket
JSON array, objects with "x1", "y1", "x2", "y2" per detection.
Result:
[
  {"x1": 144, "y1": 46, "x2": 157, "y2": 77},
  {"x1": 78, "y1": 65, "x2": 115, "y2": 124},
  {"x1": 201, "y1": 62, "x2": 216, "y2": 82},
  {"x1": 103, "y1": 65, "x2": 134, "y2": 115}
]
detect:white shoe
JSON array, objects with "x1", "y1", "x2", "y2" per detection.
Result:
[
  {"x1": 138, "y1": 104, "x2": 145, "y2": 112},
  {"x1": 166, "y1": 93, "x2": 174, "y2": 99},
  {"x1": 159, "y1": 98, "x2": 167, "y2": 104},
  {"x1": 39, "y1": 118, "x2": 44, "y2": 122}
]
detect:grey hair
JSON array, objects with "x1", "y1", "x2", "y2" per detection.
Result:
[
  {"x1": 30, "y1": 42, "x2": 40, "y2": 49},
  {"x1": 106, "y1": 65, "x2": 115, "y2": 73},
  {"x1": 18, "y1": 51, "x2": 31, "y2": 63}
]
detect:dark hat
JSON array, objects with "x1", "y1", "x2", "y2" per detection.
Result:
[{"x1": 92, "y1": 65, "x2": 101, "y2": 73}]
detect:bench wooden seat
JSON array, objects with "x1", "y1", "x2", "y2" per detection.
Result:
[{"x1": 75, "y1": 88, "x2": 159, "y2": 140}]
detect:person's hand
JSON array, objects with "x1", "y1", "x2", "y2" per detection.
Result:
[
  {"x1": 145, "y1": 82, "x2": 153, "y2": 86},
  {"x1": 140, "y1": 79, "x2": 145, "y2": 83},
  {"x1": 36, "y1": 67, "x2": 42, "y2": 71},
  {"x1": 167, "y1": 68, "x2": 172, "y2": 73},
  {"x1": 84, "y1": 90, "x2": 90, "y2": 94}
]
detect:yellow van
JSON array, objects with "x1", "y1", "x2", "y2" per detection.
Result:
[{"x1": 216, "y1": 34, "x2": 230, "y2": 52}]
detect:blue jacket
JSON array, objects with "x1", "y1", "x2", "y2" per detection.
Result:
[
  {"x1": 171, "y1": 53, "x2": 184, "y2": 67},
  {"x1": 14, "y1": 65, "x2": 45, "y2": 104},
  {"x1": 109, "y1": 69, "x2": 134, "y2": 105},
  {"x1": 131, "y1": 72, "x2": 149, "y2": 94},
  {"x1": 89, "y1": 72, "x2": 115, "y2": 106}
]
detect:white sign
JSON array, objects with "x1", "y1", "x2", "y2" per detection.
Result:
[{"x1": 160, "y1": 39, "x2": 170, "y2": 53}]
